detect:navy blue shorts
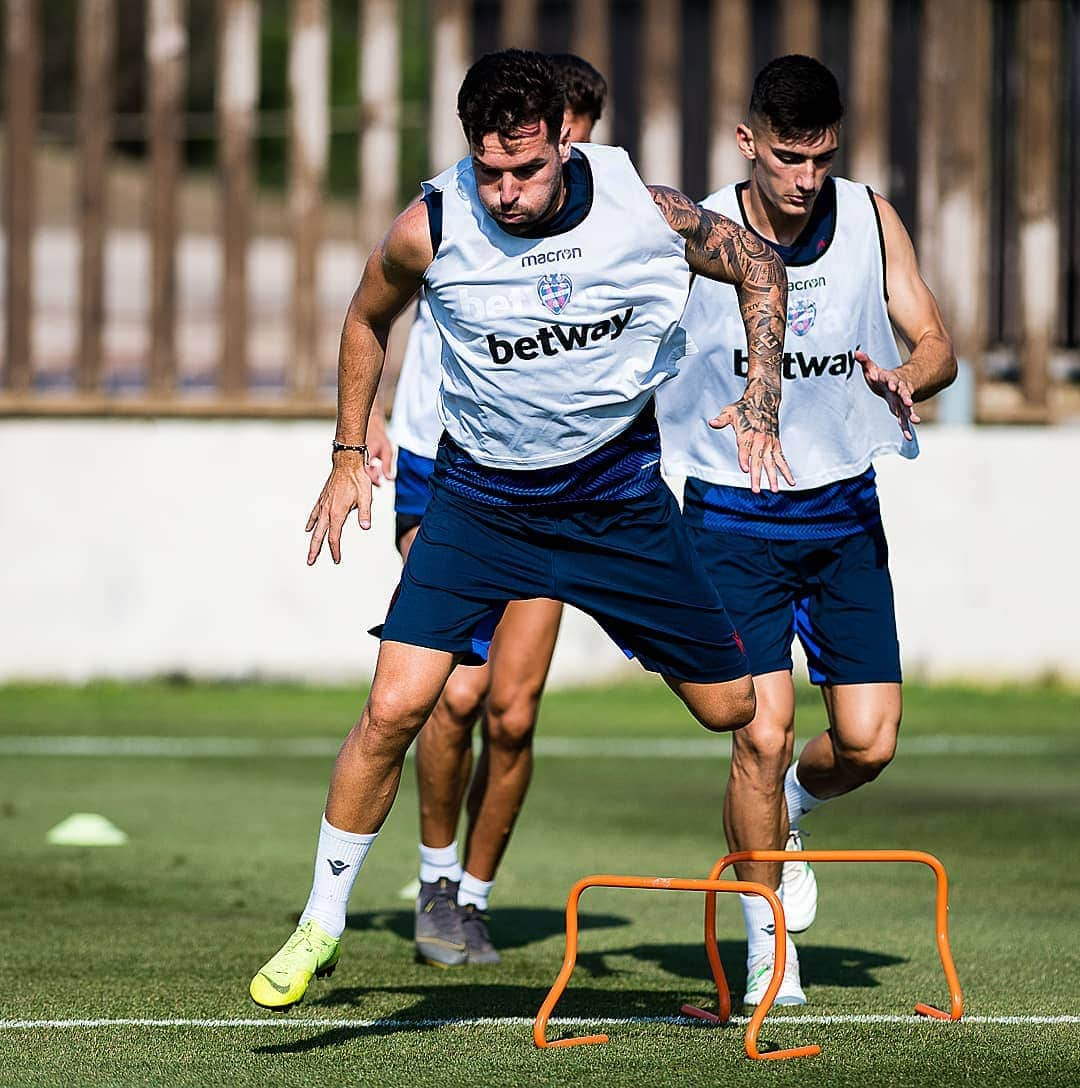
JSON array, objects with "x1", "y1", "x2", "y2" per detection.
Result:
[
  {"x1": 378, "y1": 478, "x2": 749, "y2": 683},
  {"x1": 687, "y1": 523, "x2": 901, "y2": 686},
  {"x1": 394, "y1": 448, "x2": 436, "y2": 517},
  {"x1": 393, "y1": 448, "x2": 435, "y2": 547}
]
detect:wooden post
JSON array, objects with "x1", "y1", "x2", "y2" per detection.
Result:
[
  {"x1": 640, "y1": 0, "x2": 680, "y2": 187},
  {"x1": 430, "y1": 0, "x2": 470, "y2": 170},
  {"x1": 849, "y1": 0, "x2": 889, "y2": 195},
  {"x1": 781, "y1": 0, "x2": 820, "y2": 57},
  {"x1": 77, "y1": 0, "x2": 115, "y2": 394},
  {"x1": 1016, "y1": 0, "x2": 1060, "y2": 412},
  {"x1": 571, "y1": 0, "x2": 611, "y2": 143},
  {"x1": 3, "y1": 0, "x2": 38, "y2": 394},
  {"x1": 359, "y1": 0, "x2": 401, "y2": 247},
  {"x1": 147, "y1": 0, "x2": 187, "y2": 397},
  {"x1": 500, "y1": 0, "x2": 538, "y2": 47},
  {"x1": 919, "y1": 0, "x2": 992, "y2": 421},
  {"x1": 218, "y1": 0, "x2": 260, "y2": 398},
  {"x1": 709, "y1": 0, "x2": 751, "y2": 192},
  {"x1": 289, "y1": 0, "x2": 328, "y2": 399}
]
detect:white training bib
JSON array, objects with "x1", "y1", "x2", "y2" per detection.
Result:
[
  {"x1": 388, "y1": 292, "x2": 445, "y2": 460},
  {"x1": 656, "y1": 177, "x2": 917, "y2": 489},
  {"x1": 423, "y1": 144, "x2": 693, "y2": 470}
]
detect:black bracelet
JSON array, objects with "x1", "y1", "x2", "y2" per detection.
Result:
[{"x1": 332, "y1": 441, "x2": 369, "y2": 461}]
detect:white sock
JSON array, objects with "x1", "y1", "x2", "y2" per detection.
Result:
[
  {"x1": 741, "y1": 890, "x2": 798, "y2": 967},
  {"x1": 418, "y1": 840, "x2": 462, "y2": 885},
  {"x1": 458, "y1": 871, "x2": 494, "y2": 911},
  {"x1": 298, "y1": 815, "x2": 377, "y2": 940},
  {"x1": 785, "y1": 762, "x2": 824, "y2": 828}
]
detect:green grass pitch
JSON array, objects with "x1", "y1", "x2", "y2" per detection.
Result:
[{"x1": 1, "y1": 679, "x2": 1078, "y2": 1087}]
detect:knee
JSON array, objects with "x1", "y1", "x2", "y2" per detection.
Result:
[
  {"x1": 697, "y1": 678, "x2": 757, "y2": 734},
  {"x1": 732, "y1": 714, "x2": 795, "y2": 778},
  {"x1": 437, "y1": 670, "x2": 486, "y2": 730},
  {"x1": 484, "y1": 690, "x2": 539, "y2": 752},
  {"x1": 834, "y1": 720, "x2": 898, "y2": 783},
  {"x1": 360, "y1": 688, "x2": 429, "y2": 754}
]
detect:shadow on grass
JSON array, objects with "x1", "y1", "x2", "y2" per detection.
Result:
[
  {"x1": 574, "y1": 940, "x2": 905, "y2": 993},
  {"x1": 251, "y1": 980, "x2": 743, "y2": 1055},
  {"x1": 343, "y1": 905, "x2": 632, "y2": 950},
  {"x1": 252, "y1": 939, "x2": 907, "y2": 1056}
]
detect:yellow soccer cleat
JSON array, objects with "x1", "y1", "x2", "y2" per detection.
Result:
[{"x1": 249, "y1": 919, "x2": 341, "y2": 1010}]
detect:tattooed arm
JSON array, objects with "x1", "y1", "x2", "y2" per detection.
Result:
[{"x1": 649, "y1": 185, "x2": 794, "y2": 493}]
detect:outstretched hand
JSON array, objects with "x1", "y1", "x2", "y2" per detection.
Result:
[
  {"x1": 710, "y1": 392, "x2": 795, "y2": 494},
  {"x1": 305, "y1": 453, "x2": 372, "y2": 565},
  {"x1": 855, "y1": 350, "x2": 920, "y2": 440}
]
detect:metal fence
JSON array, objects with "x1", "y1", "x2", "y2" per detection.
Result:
[{"x1": 1, "y1": 0, "x2": 1078, "y2": 421}]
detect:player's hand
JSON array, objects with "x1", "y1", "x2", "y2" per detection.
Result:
[
  {"x1": 710, "y1": 396, "x2": 795, "y2": 494},
  {"x1": 365, "y1": 413, "x2": 396, "y2": 487},
  {"x1": 305, "y1": 452, "x2": 372, "y2": 565},
  {"x1": 855, "y1": 350, "x2": 920, "y2": 440}
]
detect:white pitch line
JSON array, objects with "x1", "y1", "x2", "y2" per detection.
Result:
[
  {"x1": 0, "y1": 734, "x2": 1075, "y2": 759},
  {"x1": 0, "y1": 1014, "x2": 1077, "y2": 1030}
]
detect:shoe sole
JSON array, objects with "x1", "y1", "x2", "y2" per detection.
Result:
[
  {"x1": 785, "y1": 914, "x2": 816, "y2": 934},
  {"x1": 465, "y1": 951, "x2": 501, "y2": 965},
  {"x1": 415, "y1": 941, "x2": 467, "y2": 968},
  {"x1": 782, "y1": 857, "x2": 818, "y2": 934},
  {"x1": 415, "y1": 952, "x2": 466, "y2": 968}
]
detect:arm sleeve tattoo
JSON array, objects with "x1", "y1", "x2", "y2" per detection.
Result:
[{"x1": 649, "y1": 185, "x2": 788, "y2": 438}]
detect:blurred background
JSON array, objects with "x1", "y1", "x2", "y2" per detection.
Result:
[{"x1": 1, "y1": 0, "x2": 1078, "y2": 685}]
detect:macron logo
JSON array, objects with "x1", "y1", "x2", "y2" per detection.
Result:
[
  {"x1": 327, "y1": 859, "x2": 350, "y2": 876},
  {"x1": 521, "y1": 246, "x2": 583, "y2": 268},
  {"x1": 486, "y1": 307, "x2": 634, "y2": 364}
]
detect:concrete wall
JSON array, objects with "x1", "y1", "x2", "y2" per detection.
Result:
[{"x1": 1, "y1": 419, "x2": 1076, "y2": 685}]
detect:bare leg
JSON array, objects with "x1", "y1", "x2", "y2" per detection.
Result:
[
  {"x1": 796, "y1": 682, "x2": 901, "y2": 800},
  {"x1": 415, "y1": 664, "x2": 490, "y2": 848},
  {"x1": 721, "y1": 670, "x2": 796, "y2": 887},
  {"x1": 462, "y1": 598, "x2": 563, "y2": 881},
  {"x1": 401, "y1": 523, "x2": 489, "y2": 850},
  {"x1": 664, "y1": 672, "x2": 757, "y2": 733},
  {"x1": 324, "y1": 640, "x2": 459, "y2": 833},
  {"x1": 397, "y1": 525, "x2": 420, "y2": 561}
]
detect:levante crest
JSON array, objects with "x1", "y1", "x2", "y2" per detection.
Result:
[
  {"x1": 787, "y1": 299, "x2": 817, "y2": 337},
  {"x1": 537, "y1": 273, "x2": 573, "y2": 315}
]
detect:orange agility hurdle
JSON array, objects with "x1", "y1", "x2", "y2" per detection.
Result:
[
  {"x1": 533, "y1": 874, "x2": 820, "y2": 1061},
  {"x1": 685, "y1": 849, "x2": 963, "y2": 1026}
]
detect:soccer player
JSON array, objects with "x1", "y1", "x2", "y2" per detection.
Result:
[
  {"x1": 388, "y1": 54, "x2": 607, "y2": 969},
  {"x1": 249, "y1": 48, "x2": 793, "y2": 1010},
  {"x1": 656, "y1": 55, "x2": 956, "y2": 1006}
]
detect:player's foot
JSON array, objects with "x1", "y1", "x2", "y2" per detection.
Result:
[
  {"x1": 415, "y1": 878, "x2": 467, "y2": 967},
  {"x1": 743, "y1": 952, "x2": 807, "y2": 1007},
  {"x1": 781, "y1": 828, "x2": 818, "y2": 933},
  {"x1": 249, "y1": 919, "x2": 340, "y2": 1010},
  {"x1": 461, "y1": 903, "x2": 501, "y2": 964}
]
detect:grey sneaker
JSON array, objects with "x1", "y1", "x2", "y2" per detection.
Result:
[
  {"x1": 461, "y1": 904, "x2": 501, "y2": 965},
  {"x1": 414, "y1": 878, "x2": 467, "y2": 967}
]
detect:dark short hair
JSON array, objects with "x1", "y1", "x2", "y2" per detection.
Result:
[
  {"x1": 457, "y1": 49, "x2": 565, "y2": 148},
  {"x1": 748, "y1": 55, "x2": 844, "y2": 143},
  {"x1": 548, "y1": 53, "x2": 607, "y2": 123}
]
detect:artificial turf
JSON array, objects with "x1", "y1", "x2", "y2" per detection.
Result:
[{"x1": 1, "y1": 680, "x2": 1077, "y2": 1087}]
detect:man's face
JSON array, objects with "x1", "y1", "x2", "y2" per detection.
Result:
[
  {"x1": 738, "y1": 121, "x2": 839, "y2": 216},
  {"x1": 563, "y1": 108, "x2": 595, "y2": 143},
  {"x1": 470, "y1": 120, "x2": 572, "y2": 234}
]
